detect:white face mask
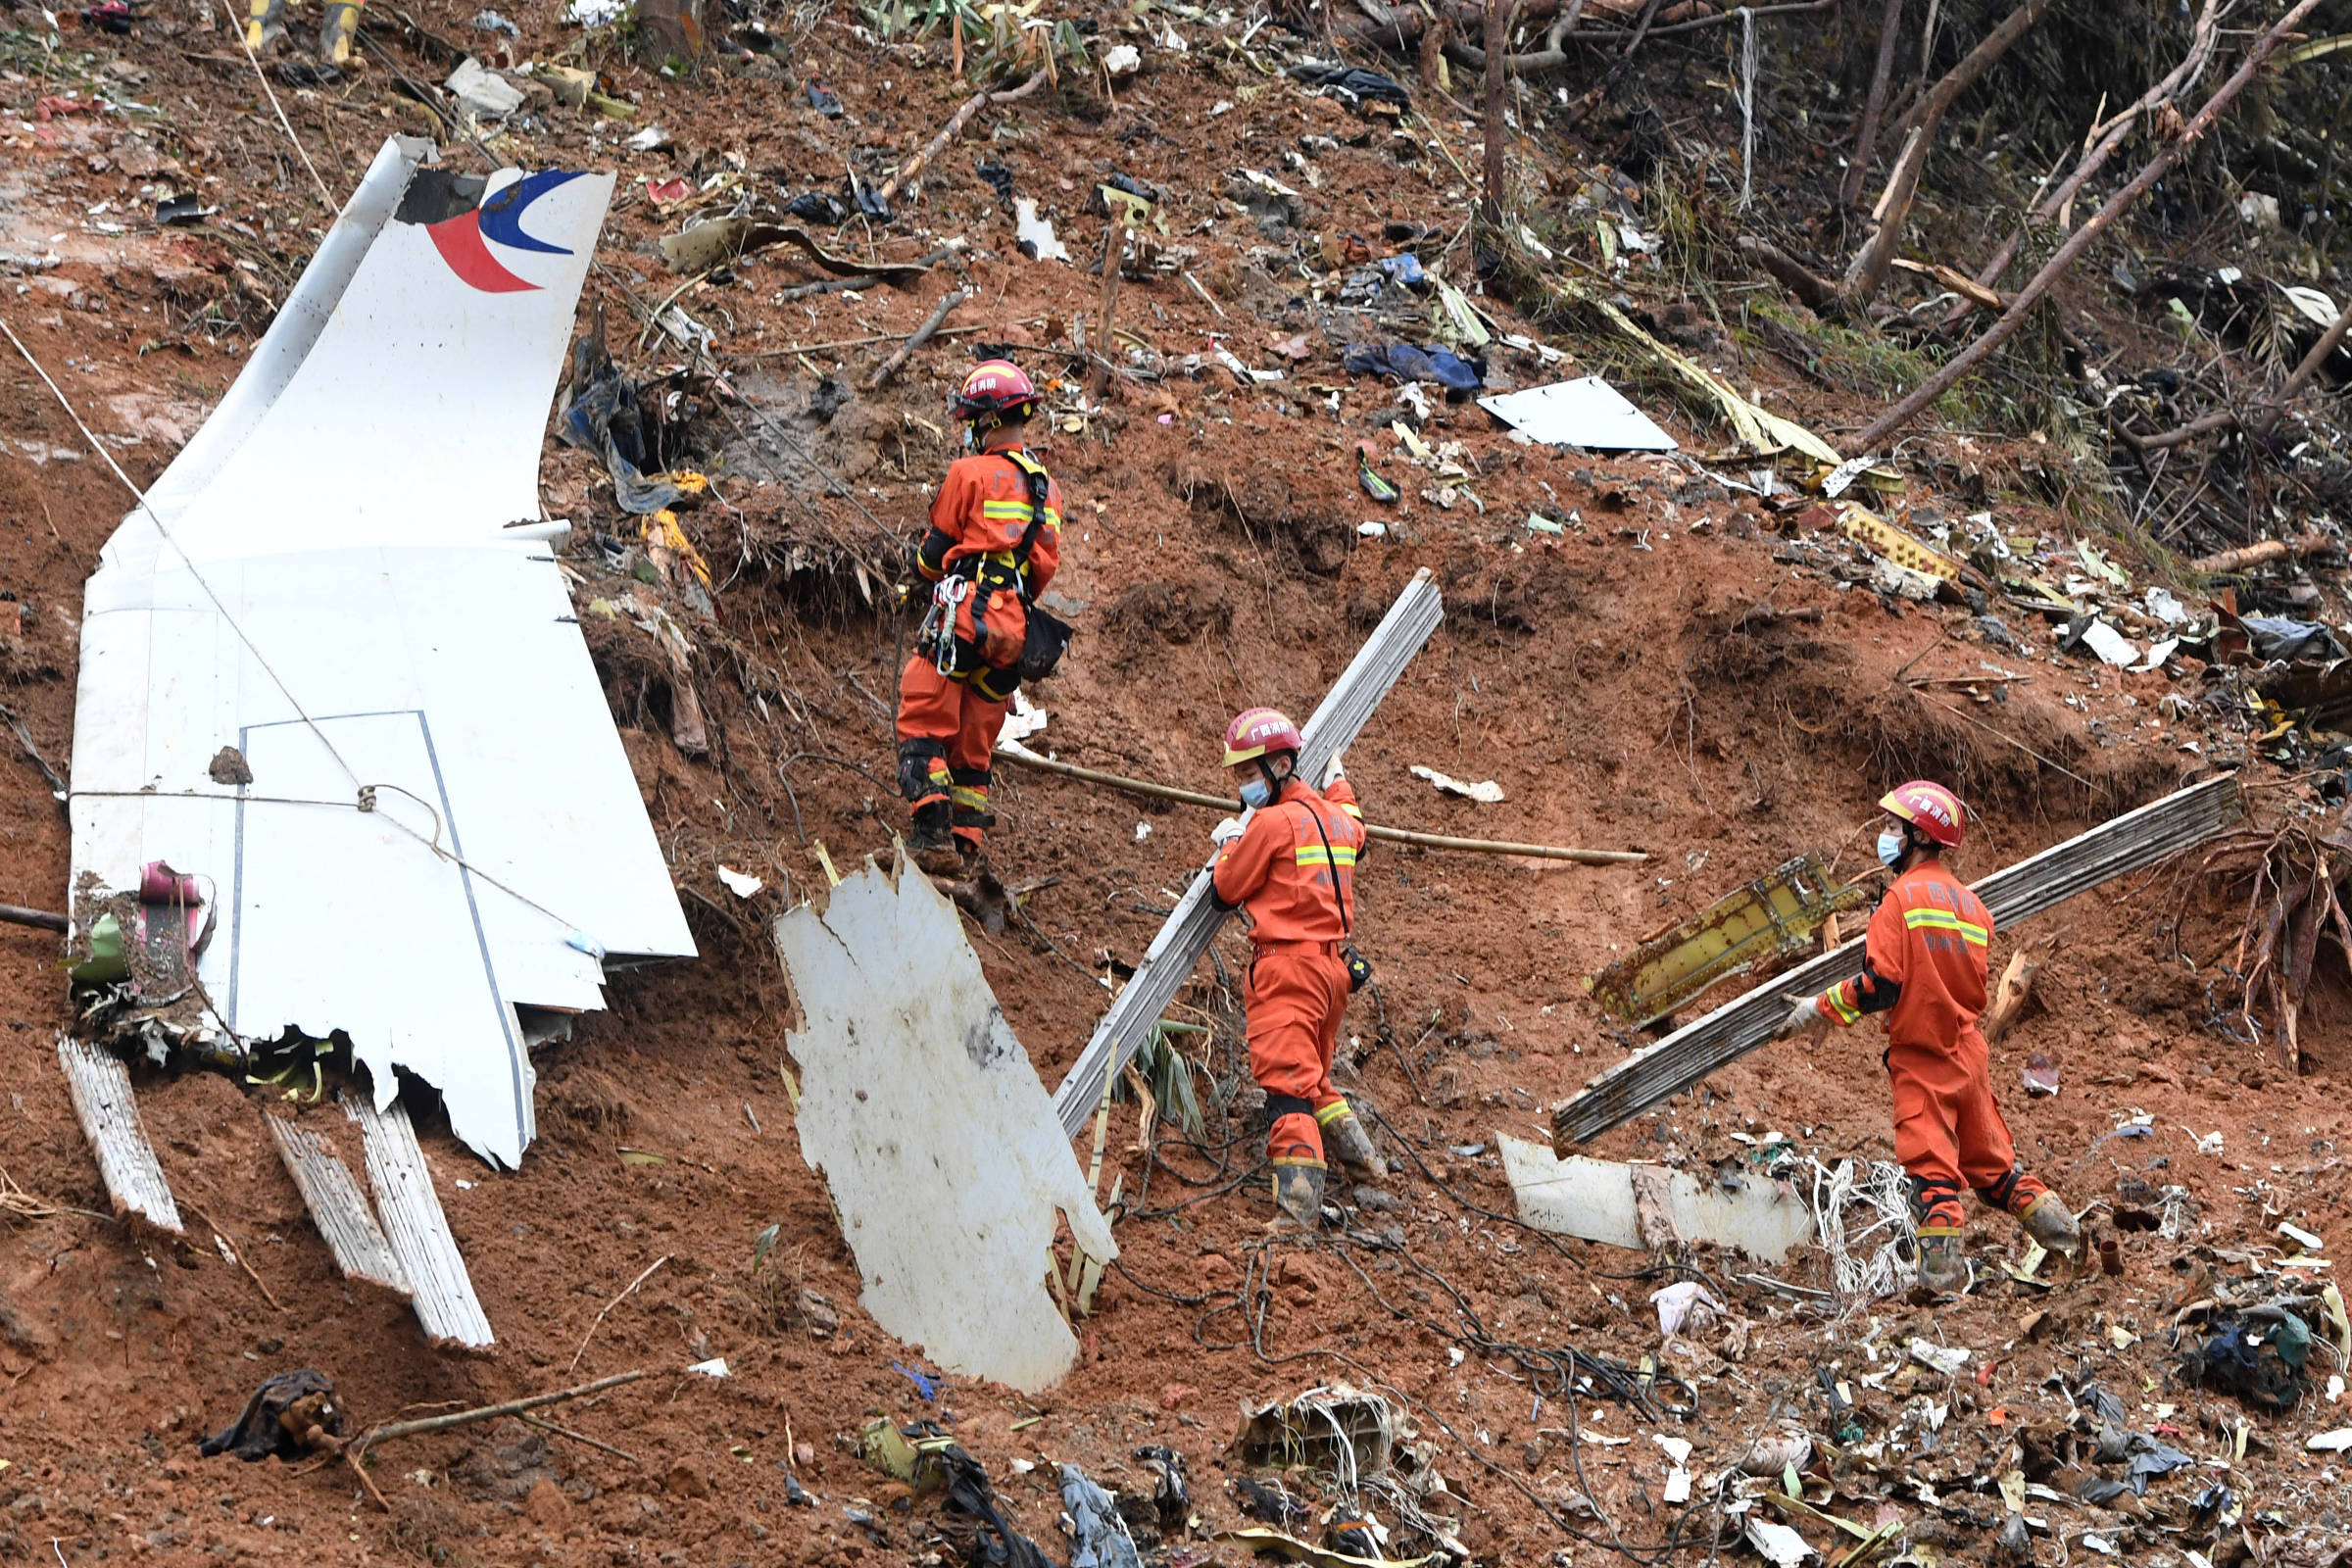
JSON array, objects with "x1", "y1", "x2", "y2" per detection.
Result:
[{"x1": 1876, "y1": 829, "x2": 1908, "y2": 868}]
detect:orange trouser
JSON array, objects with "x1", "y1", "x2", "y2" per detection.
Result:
[
  {"x1": 896, "y1": 655, "x2": 1009, "y2": 851},
  {"x1": 1887, "y1": 1035, "x2": 2047, "y2": 1232},
  {"x1": 1248, "y1": 945, "x2": 1353, "y2": 1170}
]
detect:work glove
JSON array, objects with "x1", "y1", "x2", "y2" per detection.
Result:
[
  {"x1": 1210, "y1": 816, "x2": 1247, "y2": 847},
  {"x1": 1774, "y1": 994, "x2": 1825, "y2": 1041},
  {"x1": 1322, "y1": 748, "x2": 1347, "y2": 788}
]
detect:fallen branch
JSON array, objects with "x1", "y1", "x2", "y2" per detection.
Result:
[
  {"x1": 2191, "y1": 532, "x2": 2337, "y2": 575},
  {"x1": 568, "y1": 1254, "x2": 669, "y2": 1374},
  {"x1": 519, "y1": 1413, "x2": 643, "y2": 1465},
  {"x1": 1843, "y1": 0, "x2": 2052, "y2": 305},
  {"x1": 877, "y1": 70, "x2": 1047, "y2": 208},
  {"x1": 994, "y1": 747, "x2": 1647, "y2": 863},
  {"x1": 1949, "y1": 0, "x2": 2224, "y2": 322},
  {"x1": 2252, "y1": 292, "x2": 2352, "y2": 438},
  {"x1": 353, "y1": 1369, "x2": 653, "y2": 1454},
  {"x1": 1981, "y1": 946, "x2": 2040, "y2": 1045},
  {"x1": 735, "y1": 324, "x2": 985, "y2": 360},
  {"x1": 0, "y1": 905, "x2": 66, "y2": 932},
  {"x1": 1850, "y1": 0, "x2": 2322, "y2": 452},
  {"x1": 864, "y1": 288, "x2": 969, "y2": 391}
]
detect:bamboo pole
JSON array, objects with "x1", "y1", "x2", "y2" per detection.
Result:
[{"x1": 994, "y1": 747, "x2": 1647, "y2": 863}]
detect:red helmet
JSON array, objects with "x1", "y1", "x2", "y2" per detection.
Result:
[
  {"x1": 1222, "y1": 707, "x2": 1302, "y2": 766},
  {"x1": 953, "y1": 359, "x2": 1038, "y2": 426},
  {"x1": 1881, "y1": 780, "x2": 1965, "y2": 847}
]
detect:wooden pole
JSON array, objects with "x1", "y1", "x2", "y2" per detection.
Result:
[
  {"x1": 993, "y1": 747, "x2": 1647, "y2": 863},
  {"x1": 1850, "y1": 0, "x2": 2322, "y2": 452},
  {"x1": 2190, "y1": 532, "x2": 2336, "y2": 575},
  {"x1": 864, "y1": 288, "x2": 968, "y2": 391},
  {"x1": 1481, "y1": 0, "x2": 1510, "y2": 232},
  {"x1": 0, "y1": 905, "x2": 66, "y2": 932}
]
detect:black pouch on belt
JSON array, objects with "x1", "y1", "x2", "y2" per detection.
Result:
[{"x1": 1002, "y1": 449, "x2": 1075, "y2": 683}]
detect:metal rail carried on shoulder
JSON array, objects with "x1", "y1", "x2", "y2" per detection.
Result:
[
  {"x1": 1550, "y1": 772, "x2": 2244, "y2": 1149},
  {"x1": 1051, "y1": 569, "x2": 1446, "y2": 1140}
]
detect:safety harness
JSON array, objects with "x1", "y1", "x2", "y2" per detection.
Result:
[{"x1": 920, "y1": 449, "x2": 1069, "y2": 690}]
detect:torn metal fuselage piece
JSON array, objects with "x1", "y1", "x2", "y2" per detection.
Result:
[
  {"x1": 774, "y1": 850, "x2": 1114, "y2": 1395},
  {"x1": 1585, "y1": 853, "x2": 1869, "y2": 1030}
]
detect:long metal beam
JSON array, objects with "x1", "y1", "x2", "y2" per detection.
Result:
[
  {"x1": 1550, "y1": 772, "x2": 2244, "y2": 1148},
  {"x1": 1053, "y1": 569, "x2": 1445, "y2": 1139}
]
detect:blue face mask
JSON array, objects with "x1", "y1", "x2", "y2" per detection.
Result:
[
  {"x1": 1239, "y1": 775, "x2": 1274, "y2": 809},
  {"x1": 1876, "y1": 829, "x2": 1908, "y2": 868}
]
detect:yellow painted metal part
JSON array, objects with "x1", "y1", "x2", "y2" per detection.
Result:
[
  {"x1": 1833, "y1": 500, "x2": 1965, "y2": 583},
  {"x1": 1586, "y1": 854, "x2": 1870, "y2": 1028}
]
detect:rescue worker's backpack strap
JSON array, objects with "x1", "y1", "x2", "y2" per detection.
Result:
[
  {"x1": 1303, "y1": 797, "x2": 1374, "y2": 993},
  {"x1": 1001, "y1": 448, "x2": 1054, "y2": 601}
]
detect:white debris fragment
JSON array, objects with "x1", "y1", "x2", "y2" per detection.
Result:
[
  {"x1": 2145, "y1": 586, "x2": 2189, "y2": 625},
  {"x1": 2079, "y1": 618, "x2": 2138, "y2": 667},
  {"x1": 1744, "y1": 1518, "x2": 1819, "y2": 1566},
  {"x1": 2282, "y1": 1221, "x2": 2328, "y2": 1251},
  {"x1": 687, "y1": 1357, "x2": 730, "y2": 1378},
  {"x1": 2132, "y1": 637, "x2": 2179, "y2": 673},
  {"x1": 997, "y1": 691, "x2": 1050, "y2": 747},
  {"x1": 626, "y1": 125, "x2": 670, "y2": 152},
  {"x1": 447, "y1": 58, "x2": 526, "y2": 121},
  {"x1": 564, "y1": 0, "x2": 624, "y2": 24},
  {"x1": 1134, "y1": 822, "x2": 1151, "y2": 843},
  {"x1": 1909, "y1": 1339, "x2": 1970, "y2": 1376},
  {"x1": 1410, "y1": 764, "x2": 1504, "y2": 804},
  {"x1": 1013, "y1": 198, "x2": 1069, "y2": 263},
  {"x1": 1102, "y1": 42, "x2": 1141, "y2": 77},
  {"x1": 2309, "y1": 1428, "x2": 2352, "y2": 1451},
  {"x1": 774, "y1": 857, "x2": 1115, "y2": 1392},
  {"x1": 1649, "y1": 1281, "x2": 1722, "y2": 1337},
  {"x1": 717, "y1": 865, "x2": 762, "y2": 899},
  {"x1": 1358, "y1": 520, "x2": 1389, "y2": 538},
  {"x1": 1475, "y1": 377, "x2": 1677, "y2": 452}
]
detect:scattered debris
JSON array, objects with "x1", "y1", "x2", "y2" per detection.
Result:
[
  {"x1": 1585, "y1": 853, "x2": 1867, "y2": 1028},
  {"x1": 1406, "y1": 765, "x2": 1502, "y2": 804},
  {"x1": 1497, "y1": 1135, "x2": 1815, "y2": 1261},
  {"x1": 56, "y1": 1035, "x2": 181, "y2": 1233},
  {"x1": 1060, "y1": 1463, "x2": 1143, "y2": 1568},
  {"x1": 199, "y1": 1370, "x2": 343, "y2": 1461},
  {"x1": 1234, "y1": 1386, "x2": 1395, "y2": 1485},
  {"x1": 1013, "y1": 199, "x2": 1069, "y2": 263},
  {"x1": 1476, "y1": 377, "x2": 1678, "y2": 451}
]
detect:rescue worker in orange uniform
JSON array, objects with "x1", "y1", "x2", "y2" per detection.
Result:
[
  {"x1": 896, "y1": 361, "x2": 1064, "y2": 874},
  {"x1": 1776, "y1": 781, "x2": 2082, "y2": 1294},
  {"x1": 1209, "y1": 708, "x2": 1388, "y2": 1228}
]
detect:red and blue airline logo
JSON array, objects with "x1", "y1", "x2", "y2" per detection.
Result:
[{"x1": 426, "y1": 171, "x2": 585, "y2": 293}]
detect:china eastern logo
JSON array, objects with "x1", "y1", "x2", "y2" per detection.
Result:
[{"x1": 425, "y1": 171, "x2": 585, "y2": 293}]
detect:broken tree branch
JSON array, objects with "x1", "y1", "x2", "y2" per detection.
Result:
[
  {"x1": 1843, "y1": 0, "x2": 2051, "y2": 305},
  {"x1": 354, "y1": 1369, "x2": 653, "y2": 1453},
  {"x1": 2251, "y1": 293, "x2": 2352, "y2": 438},
  {"x1": 2191, "y1": 532, "x2": 2337, "y2": 574},
  {"x1": 863, "y1": 288, "x2": 969, "y2": 392},
  {"x1": 1840, "y1": 0, "x2": 1906, "y2": 209},
  {"x1": 1850, "y1": 0, "x2": 2322, "y2": 452},
  {"x1": 993, "y1": 747, "x2": 1647, "y2": 863},
  {"x1": 877, "y1": 70, "x2": 1048, "y2": 207},
  {"x1": 568, "y1": 1254, "x2": 670, "y2": 1374},
  {"x1": 0, "y1": 905, "x2": 66, "y2": 932}
]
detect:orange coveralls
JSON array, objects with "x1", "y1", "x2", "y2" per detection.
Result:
[
  {"x1": 895, "y1": 437, "x2": 1063, "y2": 853},
  {"x1": 1811, "y1": 858, "x2": 2048, "y2": 1237},
  {"x1": 1211, "y1": 777, "x2": 1368, "y2": 1175}
]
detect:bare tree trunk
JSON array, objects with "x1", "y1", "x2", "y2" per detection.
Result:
[
  {"x1": 1852, "y1": 0, "x2": 2324, "y2": 453},
  {"x1": 1482, "y1": 0, "x2": 1511, "y2": 232},
  {"x1": 1841, "y1": 0, "x2": 2050, "y2": 305},
  {"x1": 1840, "y1": 0, "x2": 1906, "y2": 209}
]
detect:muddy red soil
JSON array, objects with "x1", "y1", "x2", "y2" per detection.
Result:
[{"x1": 3, "y1": 4, "x2": 2350, "y2": 1566}]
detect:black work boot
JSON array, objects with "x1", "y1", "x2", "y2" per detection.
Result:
[{"x1": 905, "y1": 802, "x2": 964, "y2": 877}]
